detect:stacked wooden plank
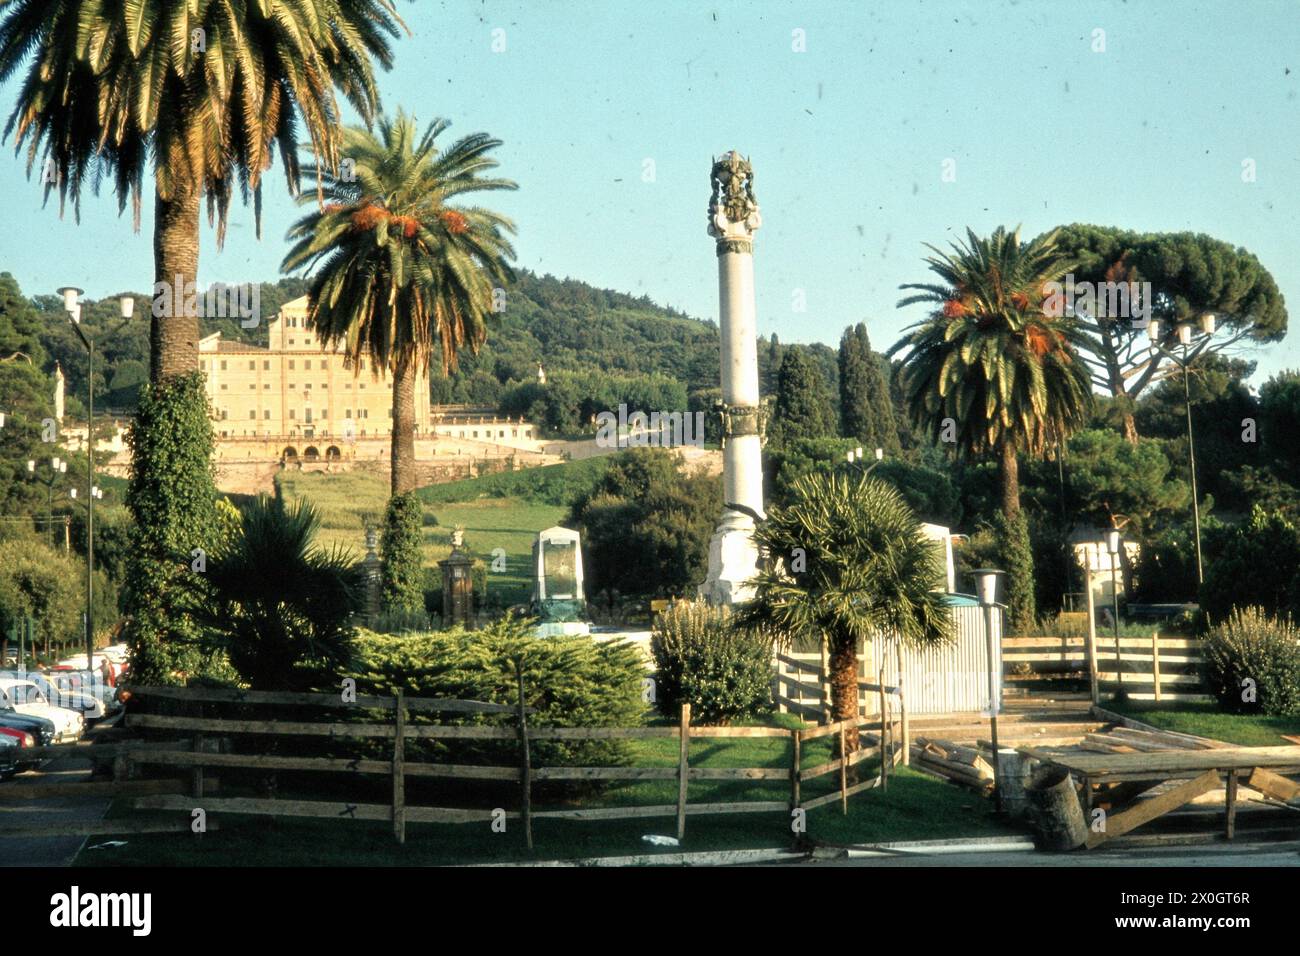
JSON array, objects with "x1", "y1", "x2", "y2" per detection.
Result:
[
  {"x1": 910, "y1": 736, "x2": 994, "y2": 792},
  {"x1": 1078, "y1": 725, "x2": 1216, "y2": 755}
]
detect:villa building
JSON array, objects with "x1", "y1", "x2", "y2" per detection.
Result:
[{"x1": 197, "y1": 296, "x2": 541, "y2": 463}]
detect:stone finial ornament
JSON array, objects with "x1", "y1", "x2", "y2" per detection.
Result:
[{"x1": 708, "y1": 151, "x2": 761, "y2": 253}]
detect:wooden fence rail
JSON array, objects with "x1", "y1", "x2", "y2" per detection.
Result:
[
  {"x1": 35, "y1": 684, "x2": 902, "y2": 848},
  {"x1": 1003, "y1": 633, "x2": 1208, "y2": 702}
]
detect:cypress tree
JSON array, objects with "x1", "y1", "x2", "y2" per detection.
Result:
[
  {"x1": 769, "y1": 349, "x2": 835, "y2": 449},
  {"x1": 838, "y1": 323, "x2": 900, "y2": 454}
]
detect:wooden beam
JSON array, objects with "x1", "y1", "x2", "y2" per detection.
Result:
[
  {"x1": 1247, "y1": 768, "x2": 1300, "y2": 804},
  {"x1": 1084, "y1": 770, "x2": 1221, "y2": 849}
]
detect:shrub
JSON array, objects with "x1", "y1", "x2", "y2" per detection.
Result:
[
  {"x1": 380, "y1": 492, "x2": 424, "y2": 613},
  {"x1": 350, "y1": 615, "x2": 645, "y2": 768},
  {"x1": 1203, "y1": 607, "x2": 1300, "y2": 717},
  {"x1": 650, "y1": 601, "x2": 773, "y2": 724}
]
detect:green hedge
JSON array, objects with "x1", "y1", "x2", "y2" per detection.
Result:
[{"x1": 349, "y1": 615, "x2": 646, "y2": 768}]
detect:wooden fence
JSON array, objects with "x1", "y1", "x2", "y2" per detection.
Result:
[
  {"x1": 772, "y1": 652, "x2": 909, "y2": 769},
  {"x1": 1002, "y1": 633, "x2": 1209, "y2": 702},
  {"x1": 13, "y1": 684, "x2": 905, "y2": 848}
]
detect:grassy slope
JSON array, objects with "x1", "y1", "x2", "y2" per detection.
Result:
[
  {"x1": 1107, "y1": 700, "x2": 1300, "y2": 747},
  {"x1": 277, "y1": 471, "x2": 565, "y2": 608}
]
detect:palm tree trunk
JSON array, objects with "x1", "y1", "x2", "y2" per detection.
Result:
[
  {"x1": 390, "y1": 351, "x2": 418, "y2": 495},
  {"x1": 829, "y1": 634, "x2": 860, "y2": 754},
  {"x1": 151, "y1": 172, "x2": 203, "y2": 383},
  {"x1": 999, "y1": 439, "x2": 1021, "y2": 520}
]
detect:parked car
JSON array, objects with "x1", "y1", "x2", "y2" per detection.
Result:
[
  {"x1": 0, "y1": 678, "x2": 83, "y2": 743},
  {"x1": 0, "y1": 734, "x2": 18, "y2": 779},
  {"x1": 0, "y1": 710, "x2": 56, "y2": 748},
  {"x1": 0, "y1": 725, "x2": 38, "y2": 773},
  {"x1": 12, "y1": 671, "x2": 114, "y2": 722}
]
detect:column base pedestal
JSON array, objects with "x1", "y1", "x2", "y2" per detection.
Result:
[{"x1": 699, "y1": 516, "x2": 761, "y2": 606}]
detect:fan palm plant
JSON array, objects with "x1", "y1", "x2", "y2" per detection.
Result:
[
  {"x1": 0, "y1": 0, "x2": 406, "y2": 382},
  {"x1": 736, "y1": 472, "x2": 953, "y2": 750},
  {"x1": 189, "y1": 495, "x2": 360, "y2": 691},
  {"x1": 889, "y1": 226, "x2": 1092, "y2": 521},
  {"x1": 281, "y1": 110, "x2": 516, "y2": 494}
]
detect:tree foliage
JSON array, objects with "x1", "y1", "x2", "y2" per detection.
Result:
[{"x1": 565, "y1": 448, "x2": 719, "y2": 599}]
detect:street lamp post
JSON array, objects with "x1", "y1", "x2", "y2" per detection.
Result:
[
  {"x1": 973, "y1": 568, "x2": 1005, "y2": 813},
  {"x1": 27, "y1": 457, "x2": 67, "y2": 547},
  {"x1": 58, "y1": 288, "x2": 134, "y2": 669},
  {"x1": 1146, "y1": 314, "x2": 1215, "y2": 584}
]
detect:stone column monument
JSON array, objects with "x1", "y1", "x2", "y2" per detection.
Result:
[{"x1": 700, "y1": 151, "x2": 765, "y2": 606}]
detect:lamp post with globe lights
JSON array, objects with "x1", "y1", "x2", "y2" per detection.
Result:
[{"x1": 57, "y1": 287, "x2": 136, "y2": 668}]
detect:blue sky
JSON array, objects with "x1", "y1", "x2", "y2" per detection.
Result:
[{"x1": 3, "y1": 0, "x2": 1299, "y2": 382}]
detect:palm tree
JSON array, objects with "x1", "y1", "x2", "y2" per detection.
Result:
[
  {"x1": 0, "y1": 1, "x2": 406, "y2": 382},
  {"x1": 736, "y1": 472, "x2": 953, "y2": 751},
  {"x1": 889, "y1": 226, "x2": 1092, "y2": 521},
  {"x1": 281, "y1": 111, "x2": 516, "y2": 495},
  {"x1": 190, "y1": 495, "x2": 359, "y2": 691}
]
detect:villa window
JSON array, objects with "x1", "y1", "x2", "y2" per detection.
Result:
[
  {"x1": 264, "y1": 360, "x2": 270, "y2": 370},
  {"x1": 220, "y1": 383, "x2": 228, "y2": 390},
  {"x1": 290, "y1": 410, "x2": 296, "y2": 420},
  {"x1": 289, "y1": 339, "x2": 295, "y2": 346},
  {"x1": 264, "y1": 410, "x2": 271, "y2": 420},
  {"x1": 249, "y1": 410, "x2": 256, "y2": 419},
  {"x1": 221, "y1": 409, "x2": 228, "y2": 420},
  {"x1": 289, "y1": 360, "x2": 295, "y2": 370},
  {"x1": 220, "y1": 360, "x2": 227, "y2": 370},
  {"x1": 249, "y1": 361, "x2": 255, "y2": 370}
]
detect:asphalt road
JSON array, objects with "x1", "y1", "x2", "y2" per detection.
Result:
[{"x1": 0, "y1": 754, "x2": 109, "y2": 867}]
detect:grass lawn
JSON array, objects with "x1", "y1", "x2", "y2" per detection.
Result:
[
  {"x1": 1108, "y1": 700, "x2": 1300, "y2": 747},
  {"x1": 277, "y1": 470, "x2": 564, "y2": 608},
  {"x1": 75, "y1": 716, "x2": 1013, "y2": 866}
]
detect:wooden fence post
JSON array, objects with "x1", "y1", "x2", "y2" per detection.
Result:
[
  {"x1": 790, "y1": 729, "x2": 802, "y2": 811},
  {"x1": 819, "y1": 636, "x2": 831, "y2": 724},
  {"x1": 191, "y1": 732, "x2": 205, "y2": 799},
  {"x1": 516, "y1": 668, "x2": 533, "y2": 851},
  {"x1": 838, "y1": 724, "x2": 848, "y2": 815},
  {"x1": 392, "y1": 688, "x2": 406, "y2": 845},
  {"x1": 1151, "y1": 631, "x2": 1162, "y2": 703},
  {"x1": 775, "y1": 655, "x2": 785, "y2": 714},
  {"x1": 895, "y1": 645, "x2": 909, "y2": 767},
  {"x1": 1084, "y1": 566, "x2": 1100, "y2": 704},
  {"x1": 878, "y1": 668, "x2": 889, "y2": 792},
  {"x1": 676, "y1": 703, "x2": 691, "y2": 841}
]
